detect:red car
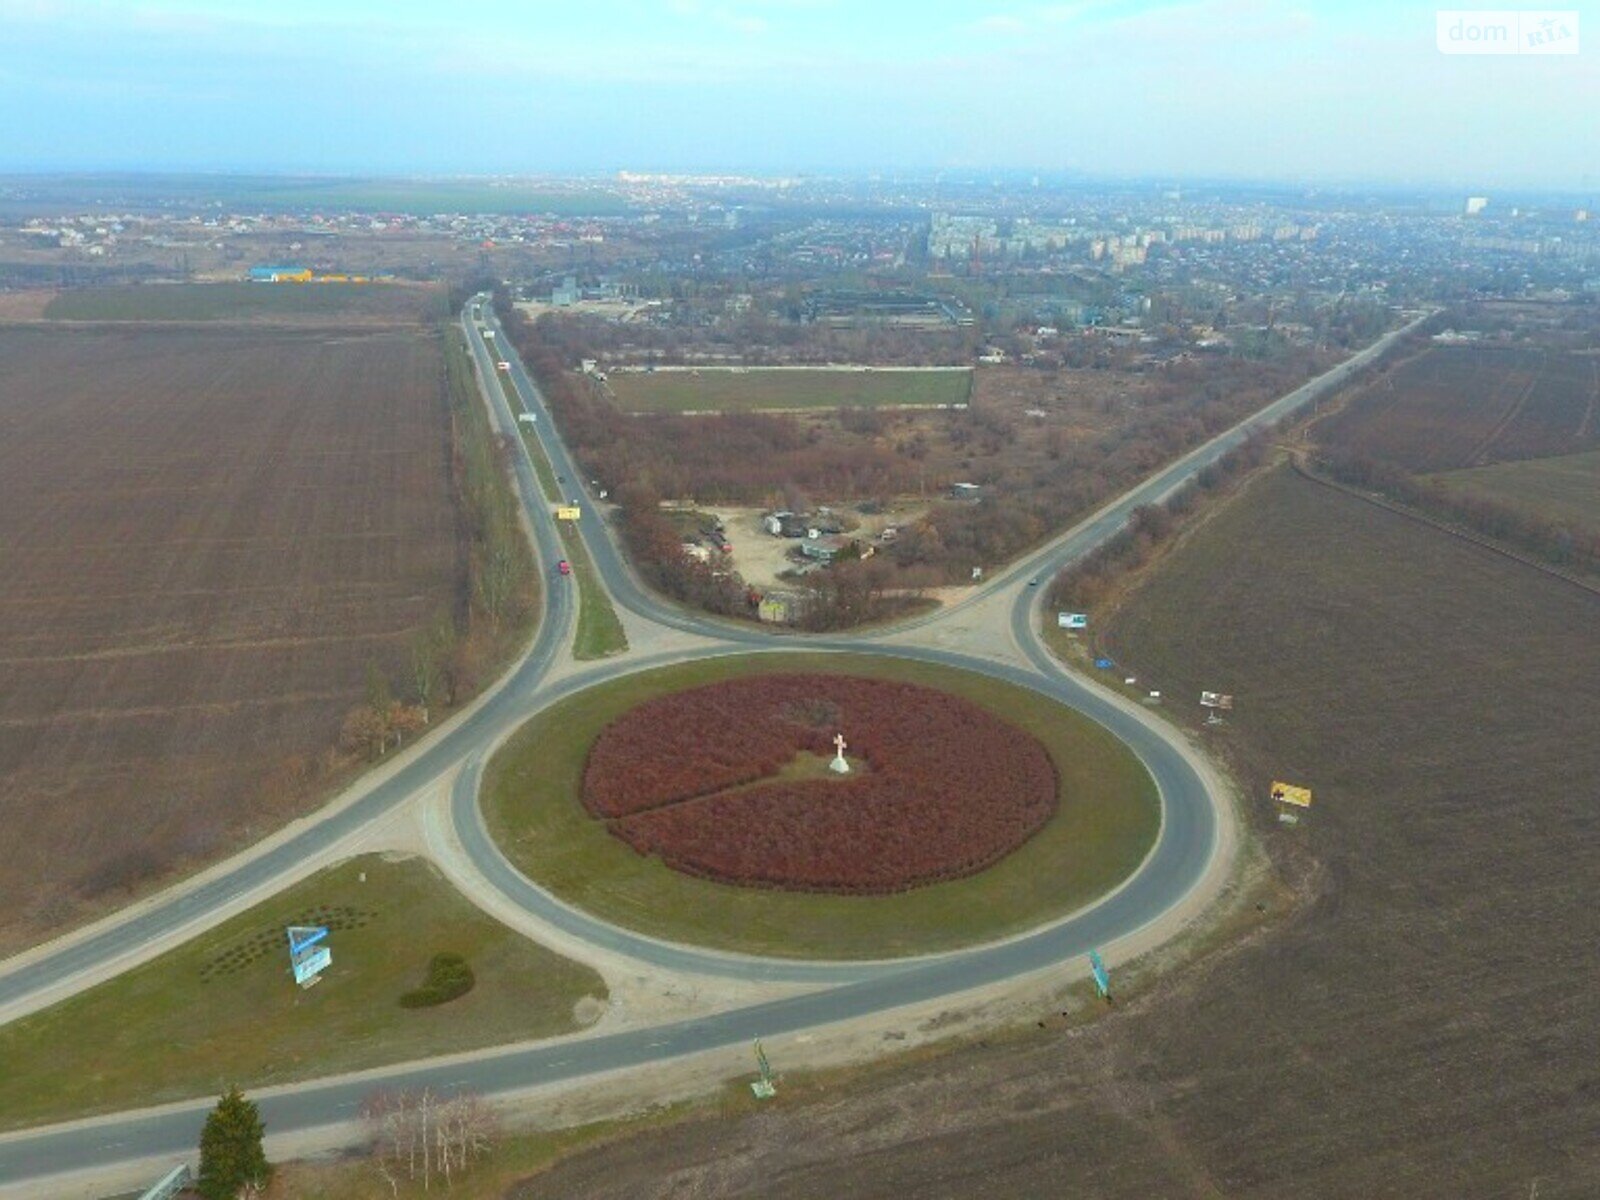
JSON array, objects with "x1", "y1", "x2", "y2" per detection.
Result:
[{"x1": 557, "y1": 559, "x2": 571, "y2": 576}]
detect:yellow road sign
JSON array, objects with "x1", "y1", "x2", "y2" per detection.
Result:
[{"x1": 556, "y1": 506, "x2": 581, "y2": 521}]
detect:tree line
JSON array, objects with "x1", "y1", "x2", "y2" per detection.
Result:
[
  {"x1": 1318, "y1": 449, "x2": 1600, "y2": 577},
  {"x1": 337, "y1": 327, "x2": 536, "y2": 761},
  {"x1": 1046, "y1": 434, "x2": 1272, "y2": 613}
]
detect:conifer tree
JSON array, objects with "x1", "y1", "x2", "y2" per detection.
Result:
[{"x1": 197, "y1": 1086, "x2": 270, "y2": 1199}]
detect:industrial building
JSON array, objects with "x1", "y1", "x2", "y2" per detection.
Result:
[{"x1": 247, "y1": 264, "x2": 312, "y2": 282}]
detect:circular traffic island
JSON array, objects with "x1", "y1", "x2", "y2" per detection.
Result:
[
  {"x1": 584, "y1": 674, "x2": 1058, "y2": 893},
  {"x1": 484, "y1": 654, "x2": 1160, "y2": 959}
]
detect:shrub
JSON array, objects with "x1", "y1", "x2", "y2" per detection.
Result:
[
  {"x1": 399, "y1": 953, "x2": 476, "y2": 1008},
  {"x1": 582, "y1": 674, "x2": 1058, "y2": 893}
]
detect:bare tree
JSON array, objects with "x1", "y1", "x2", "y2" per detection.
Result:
[
  {"x1": 340, "y1": 705, "x2": 388, "y2": 761},
  {"x1": 437, "y1": 1092, "x2": 495, "y2": 1181},
  {"x1": 361, "y1": 1088, "x2": 498, "y2": 1193},
  {"x1": 410, "y1": 630, "x2": 440, "y2": 722},
  {"x1": 386, "y1": 703, "x2": 429, "y2": 750},
  {"x1": 478, "y1": 541, "x2": 517, "y2": 631}
]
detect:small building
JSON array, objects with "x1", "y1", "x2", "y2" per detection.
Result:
[
  {"x1": 248, "y1": 264, "x2": 311, "y2": 283},
  {"x1": 765, "y1": 512, "x2": 808, "y2": 538},
  {"x1": 798, "y1": 536, "x2": 853, "y2": 564},
  {"x1": 949, "y1": 482, "x2": 982, "y2": 502}
]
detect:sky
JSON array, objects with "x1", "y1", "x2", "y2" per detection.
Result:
[{"x1": 0, "y1": 0, "x2": 1594, "y2": 188}]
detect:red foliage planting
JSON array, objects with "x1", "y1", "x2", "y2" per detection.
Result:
[{"x1": 582, "y1": 674, "x2": 1058, "y2": 893}]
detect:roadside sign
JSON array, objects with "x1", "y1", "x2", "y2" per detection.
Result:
[
  {"x1": 556, "y1": 505, "x2": 581, "y2": 521},
  {"x1": 292, "y1": 947, "x2": 331, "y2": 986},
  {"x1": 1095, "y1": 658, "x2": 1114, "y2": 670},
  {"x1": 751, "y1": 1038, "x2": 776, "y2": 1099},
  {"x1": 1200, "y1": 691, "x2": 1234, "y2": 710},
  {"x1": 287, "y1": 925, "x2": 331, "y2": 988},
  {"x1": 1270, "y1": 781, "x2": 1313, "y2": 808},
  {"x1": 1058, "y1": 612, "x2": 1088, "y2": 630},
  {"x1": 1088, "y1": 949, "x2": 1112, "y2": 1002}
]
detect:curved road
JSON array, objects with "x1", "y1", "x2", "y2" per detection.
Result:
[{"x1": 0, "y1": 300, "x2": 1426, "y2": 1188}]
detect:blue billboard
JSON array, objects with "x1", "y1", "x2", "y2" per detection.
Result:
[{"x1": 287, "y1": 925, "x2": 332, "y2": 988}]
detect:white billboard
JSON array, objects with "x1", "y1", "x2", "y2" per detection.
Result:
[
  {"x1": 1058, "y1": 612, "x2": 1088, "y2": 630},
  {"x1": 291, "y1": 946, "x2": 332, "y2": 986}
]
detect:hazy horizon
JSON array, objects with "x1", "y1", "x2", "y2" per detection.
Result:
[{"x1": 1, "y1": 1, "x2": 1593, "y2": 189}]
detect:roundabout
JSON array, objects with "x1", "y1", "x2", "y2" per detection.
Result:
[
  {"x1": 481, "y1": 654, "x2": 1161, "y2": 960},
  {"x1": 0, "y1": 296, "x2": 1283, "y2": 1188}
]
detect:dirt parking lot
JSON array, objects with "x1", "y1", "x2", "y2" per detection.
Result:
[{"x1": 689, "y1": 503, "x2": 927, "y2": 593}]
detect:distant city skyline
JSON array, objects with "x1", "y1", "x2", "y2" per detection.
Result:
[{"x1": 0, "y1": 0, "x2": 1592, "y2": 189}]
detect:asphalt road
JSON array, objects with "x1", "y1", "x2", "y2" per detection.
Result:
[
  {"x1": 0, "y1": 301, "x2": 1426, "y2": 1187},
  {"x1": 0, "y1": 622, "x2": 1222, "y2": 1181}
]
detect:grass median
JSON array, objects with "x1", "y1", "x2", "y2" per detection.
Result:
[
  {"x1": 607, "y1": 367, "x2": 973, "y2": 414},
  {"x1": 483, "y1": 653, "x2": 1160, "y2": 959},
  {"x1": 499, "y1": 377, "x2": 627, "y2": 661},
  {"x1": 560, "y1": 525, "x2": 628, "y2": 660},
  {"x1": 0, "y1": 855, "x2": 607, "y2": 1132}
]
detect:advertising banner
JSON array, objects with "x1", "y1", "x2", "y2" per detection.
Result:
[
  {"x1": 287, "y1": 925, "x2": 332, "y2": 987},
  {"x1": 291, "y1": 946, "x2": 332, "y2": 986}
]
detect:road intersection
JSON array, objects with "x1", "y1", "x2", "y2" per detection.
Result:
[{"x1": 0, "y1": 300, "x2": 1426, "y2": 1191}]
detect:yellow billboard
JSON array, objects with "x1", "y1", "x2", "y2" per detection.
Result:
[
  {"x1": 1270, "y1": 781, "x2": 1313, "y2": 808},
  {"x1": 556, "y1": 506, "x2": 582, "y2": 521}
]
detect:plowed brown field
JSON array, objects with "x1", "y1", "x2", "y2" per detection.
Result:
[
  {"x1": 0, "y1": 324, "x2": 460, "y2": 952},
  {"x1": 1318, "y1": 342, "x2": 1600, "y2": 472}
]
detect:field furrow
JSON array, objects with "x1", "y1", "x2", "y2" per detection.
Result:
[{"x1": 0, "y1": 325, "x2": 461, "y2": 951}]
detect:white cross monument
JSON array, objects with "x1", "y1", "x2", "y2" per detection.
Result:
[{"x1": 830, "y1": 732, "x2": 851, "y2": 774}]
